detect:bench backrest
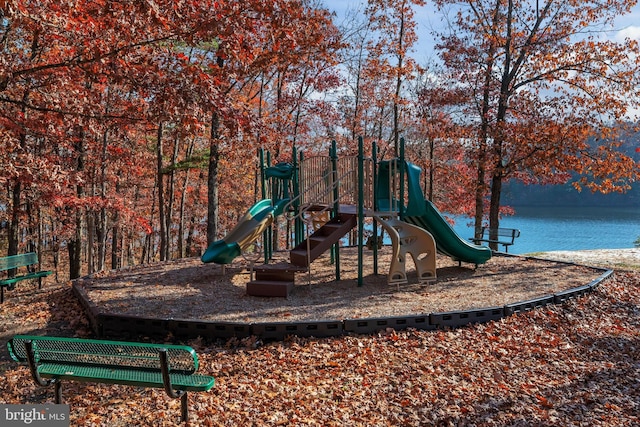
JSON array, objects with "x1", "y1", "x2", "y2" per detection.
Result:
[
  {"x1": 0, "y1": 253, "x2": 39, "y2": 272},
  {"x1": 8, "y1": 335, "x2": 199, "y2": 374},
  {"x1": 481, "y1": 228, "x2": 520, "y2": 239}
]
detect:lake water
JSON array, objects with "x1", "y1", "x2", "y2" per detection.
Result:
[{"x1": 450, "y1": 206, "x2": 640, "y2": 254}]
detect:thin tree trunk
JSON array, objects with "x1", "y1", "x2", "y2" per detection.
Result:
[
  {"x1": 111, "y1": 217, "x2": 120, "y2": 269},
  {"x1": 157, "y1": 122, "x2": 168, "y2": 261},
  {"x1": 96, "y1": 129, "x2": 110, "y2": 272},
  {"x1": 489, "y1": 172, "x2": 503, "y2": 249},
  {"x1": 186, "y1": 216, "x2": 196, "y2": 257},
  {"x1": 178, "y1": 140, "x2": 195, "y2": 258},
  {"x1": 487, "y1": 0, "x2": 516, "y2": 245},
  {"x1": 86, "y1": 206, "x2": 94, "y2": 274},
  {"x1": 207, "y1": 112, "x2": 221, "y2": 246},
  {"x1": 392, "y1": 8, "x2": 405, "y2": 157},
  {"x1": 165, "y1": 135, "x2": 179, "y2": 259},
  {"x1": 473, "y1": 0, "x2": 502, "y2": 240},
  {"x1": 8, "y1": 181, "x2": 20, "y2": 260},
  {"x1": 111, "y1": 179, "x2": 122, "y2": 269},
  {"x1": 69, "y1": 136, "x2": 85, "y2": 279},
  {"x1": 428, "y1": 137, "x2": 434, "y2": 201}
]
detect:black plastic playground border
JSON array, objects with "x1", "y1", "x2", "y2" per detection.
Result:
[{"x1": 71, "y1": 255, "x2": 614, "y2": 342}]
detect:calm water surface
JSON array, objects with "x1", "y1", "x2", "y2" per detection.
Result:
[{"x1": 450, "y1": 206, "x2": 640, "y2": 254}]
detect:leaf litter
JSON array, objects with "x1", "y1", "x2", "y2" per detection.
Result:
[{"x1": 0, "y1": 262, "x2": 637, "y2": 426}]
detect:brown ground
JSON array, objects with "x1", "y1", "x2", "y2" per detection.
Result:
[
  {"x1": 0, "y1": 249, "x2": 638, "y2": 426},
  {"x1": 74, "y1": 247, "x2": 610, "y2": 323}
]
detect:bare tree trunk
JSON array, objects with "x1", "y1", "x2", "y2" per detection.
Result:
[
  {"x1": 178, "y1": 140, "x2": 194, "y2": 258},
  {"x1": 8, "y1": 181, "x2": 20, "y2": 260},
  {"x1": 489, "y1": 171, "x2": 503, "y2": 249},
  {"x1": 207, "y1": 112, "x2": 221, "y2": 246},
  {"x1": 142, "y1": 176, "x2": 158, "y2": 264},
  {"x1": 186, "y1": 216, "x2": 197, "y2": 257},
  {"x1": 165, "y1": 135, "x2": 179, "y2": 259},
  {"x1": 157, "y1": 122, "x2": 168, "y2": 261},
  {"x1": 69, "y1": 136, "x2": 85, "y2": 279},
  {"x1": 8, "y1": 124, "x2": 28, "y2": 260},
  {"x1": 96, "y1": 130, "x2": 110, "y2": 272},
  {"x1": 392, "y1": 8, "x2": 405, "y2": 157},
  {"x1": 111, "y1": 180, "x2": 121, "y2": 269},
  {"x1": 111, "y1": 216, "x2": 120, "y2": 269},
  {"x1": 427, "y1": 137, "x2": 435, "y2": 201},
  {"x1": 86, "y1": 207, "x2": 94, "y2": 274}
]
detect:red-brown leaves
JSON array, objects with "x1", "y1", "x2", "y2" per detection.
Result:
[{"x1": 2, "y1": 270, "x2": 638, "y2": 425}]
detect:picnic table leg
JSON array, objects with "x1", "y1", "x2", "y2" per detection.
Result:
[
  {"x1": 54, "y1": 381, "x2": 63, "y2": 404},
  {"x1": 181, "y1": 393, "x2": 188, "y2": 423}
]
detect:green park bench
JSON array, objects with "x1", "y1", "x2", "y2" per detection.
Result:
[
  {"x1": 8, "y1": 335, "x2": 216, "y2": 423},
  {"x1": 470, "y1": 227, "x2": 521, "y2": 252},
  {"x1": 0, "y1": 252, "x2": 52, "y2": 303}
]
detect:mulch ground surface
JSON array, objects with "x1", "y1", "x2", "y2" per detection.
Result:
[
  {"x1": 72, "y1": 249, "x2": 608, "y2": 323},
  {"x1": 0, "y1": 255, "x2": 638, "y2": 426}
]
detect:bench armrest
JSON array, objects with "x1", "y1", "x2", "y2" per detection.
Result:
[
  {"x1": 24, "y1": 340, "x2": 55, "y2": 387},
  {"x1": 158, "y1": 348, "x2": 186, "y2": 400}
]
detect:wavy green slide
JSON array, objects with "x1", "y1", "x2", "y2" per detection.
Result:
[
  {"x1": 201, "y1": 198, "x2": 289, "y2": 264},
  {"x1": 379, "y1": 161, "x2": 492, "y2": 265}
]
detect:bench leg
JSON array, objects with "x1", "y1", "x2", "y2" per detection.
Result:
[
  {"x1": 180, "y1": 393, "x2": 188, "y2": 423},
  {"x1": 54, "y1": 380, "x2": 62, "y2": 404},
  {"x1": 1, "y1": 287, "x2": 3, "y2": 303}
]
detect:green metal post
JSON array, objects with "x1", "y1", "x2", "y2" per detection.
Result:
[
  {"x1": 330, "y1": 140, "x2": 340, "y2": 279},
  {"x1": 290, "y1": 145, "x2": 298, "y2": 249},
  {"x1": 371, "y1": 141, "x2": 378, "y2": 276},
  {"x1": 358, "y1": 136, "x2": 365, "y2": 286},
  {"x1": 266, "y1": 151, "x2": 273, "y2": 261},
  {"x1": 295, "y1": 151, "x2": 304, "y2": 247},
  {"x1": 259, "y1": 148, "x2": 266, "y2": 199},
  {"x1": 258, "y1": 149, "x2": 270, "y2": 263},
  {"x1": 399, "y1": 137, "x2": 406, "y2": 220}
]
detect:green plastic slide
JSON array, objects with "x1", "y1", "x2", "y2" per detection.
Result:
[
  {"x1": 201, "y1": 199, "x2": 289, "y2": 264},
  {"x1": 378, "y1": 160, "x2": 491, "y2": 265}
]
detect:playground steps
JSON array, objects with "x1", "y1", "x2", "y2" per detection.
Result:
[
  {"x1": 290, "y1": 213, "x2": 357, "y2": 268},
  {"x1": 246, "y1": 263, "x2": 306, "y2": 297}
]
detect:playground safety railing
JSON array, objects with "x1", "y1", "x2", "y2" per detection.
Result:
[
  {"x1": 281, "y1": 157, "x2": 372, "y2": 218},
  {"x1": 278, "y1": 157, "x2": 373, "y2": 284},
  {"x1": 297, "y1": 155, "x2": 373, "y2": 208}
]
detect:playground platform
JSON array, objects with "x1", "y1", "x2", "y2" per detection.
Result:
[{"x1": 72, "y1": 248, "x2": 612, "y2": 342}]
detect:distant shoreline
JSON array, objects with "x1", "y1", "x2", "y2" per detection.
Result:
[{"x1": 528, "y1": 248, "x2": 640, "y2": 269}]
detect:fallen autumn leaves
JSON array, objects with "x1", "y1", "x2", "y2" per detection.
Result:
[{"x1": 0, "y1": 270, "x2": 638, "y2": 426}]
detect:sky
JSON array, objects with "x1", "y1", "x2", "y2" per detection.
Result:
[
  {"x1": 322, "y1": 0, "x2": 640, "y2": 59},
  {"x1": 322, "y1": 0, "x2": 640, "y2": 118}
]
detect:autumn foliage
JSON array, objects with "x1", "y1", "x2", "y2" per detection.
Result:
[
  {"x1": 0, "y1": 2, "x2": 639, "y2": 424},
  {"x1": 0, "y1": 0, "x2": 343, "y2": 276},
  {"x1": 1, "y1": 0, "x2": 639, "y2": 275},
  {"x1": 432, "y1": 0, "x2": 640, "y2": 240}
]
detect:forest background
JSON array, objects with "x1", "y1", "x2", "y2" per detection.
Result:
[{"x1": 1, "y1": 0, "x2": 640, "y2": 281}]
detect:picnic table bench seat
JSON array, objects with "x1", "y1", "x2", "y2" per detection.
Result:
[
  {"x1": 8, "y1": 335, "x2": 215, "y2": 423},
  {"x1": 470, "y1": 227, "x2": 521, "y2": 252},
  {"x1": 0, "y1": 252, "x2": 52, "y2": 303}
]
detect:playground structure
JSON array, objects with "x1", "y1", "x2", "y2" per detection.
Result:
[
  {"x1": 64, "y1": 137, "x2": 615, "y2": 343},
  {"x1": 201, "y1": 138, "x2": 492, "y2": 297}
]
